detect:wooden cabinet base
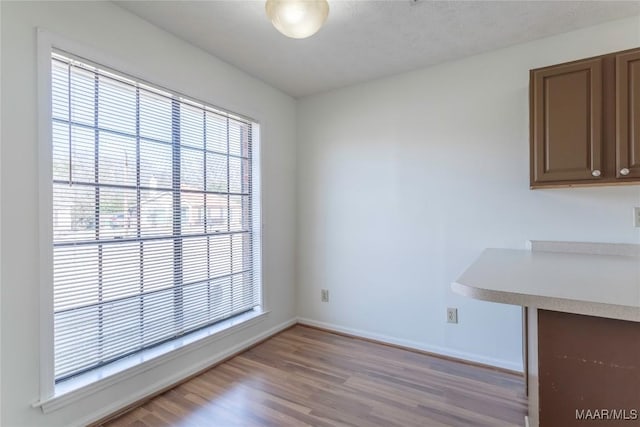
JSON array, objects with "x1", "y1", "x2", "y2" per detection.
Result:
[{"x1": 538, "y1": 310, "x2": 640, "y2": 426}]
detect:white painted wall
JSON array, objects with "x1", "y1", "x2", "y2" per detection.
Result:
[
  {"x1": 296, "y1": 16, "x2": 640, "y2": 372},
  {"x1": 1, "y1": 2, "x2": 296, "y2": 426}
]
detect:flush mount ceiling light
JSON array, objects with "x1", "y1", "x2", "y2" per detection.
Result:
[{"x1": 265, "y1": 0, "x2": 330, "y2": 39}]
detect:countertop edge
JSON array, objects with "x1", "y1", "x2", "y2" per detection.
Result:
[{"x1": 451, "y1": 281, "x2": 640, "y2": 322}]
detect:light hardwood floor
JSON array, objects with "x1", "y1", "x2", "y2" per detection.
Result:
[{"x1": 103, "y1": 325, "x2": 527, "y2": 427}]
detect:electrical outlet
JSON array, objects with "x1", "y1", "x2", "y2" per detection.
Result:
[
  {"x1": 634, "y1": 207, "x2": 640, "y2": 228},
  {"x1": 447, "y1": 307, "x2": 458, "y2": 324},
  {"x1": 321, "y1": 289, "x2": 329, "y2": 303}
]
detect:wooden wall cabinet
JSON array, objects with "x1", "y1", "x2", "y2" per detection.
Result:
[
  {"x1": 530, "y1": 47, "x2": 640, "y2": 188},
  {"x1": 616, "y1": 49, "x2": 640, "y2": 180}
]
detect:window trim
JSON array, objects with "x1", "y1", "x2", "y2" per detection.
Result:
[
  {"x1": 36, "y1": 308, "x2": 269, "y2": 413},
  {"x1": 36, "y1": 29, "x2": 266, "y2": 410}
]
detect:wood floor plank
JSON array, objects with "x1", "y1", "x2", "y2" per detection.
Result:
[{"x1": 102, "y1": 325, "x2": 527, "y2": 427}]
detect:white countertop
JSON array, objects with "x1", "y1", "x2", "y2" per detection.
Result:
[{"x1": 452, "y1": 248, "x2": 640, "y2": 322}]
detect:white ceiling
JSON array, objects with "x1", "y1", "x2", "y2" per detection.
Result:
[{"x1": 116, "y1": 1, "x2": 640, "y2": 98}]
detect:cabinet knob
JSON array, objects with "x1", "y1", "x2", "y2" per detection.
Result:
[
  {"x1": 620, "y1": 168, "x2": 630, "y2": 176},
  {"x1": 591, "y1": 170, "x2": 601, "y2": 177}
]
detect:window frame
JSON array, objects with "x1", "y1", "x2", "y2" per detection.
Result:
[{"x1": 36, "y1": 29, "x2": 265, "y2": 409}]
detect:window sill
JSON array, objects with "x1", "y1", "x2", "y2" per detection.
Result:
[{"x1": 34, "y1": 308, "x2": 269, "y2": 414}]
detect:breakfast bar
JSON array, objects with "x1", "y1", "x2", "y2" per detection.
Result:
[{"x1": 453, "y1": 242, "x2": 640, "y2": 427}]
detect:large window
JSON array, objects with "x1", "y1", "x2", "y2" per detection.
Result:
[{"x1": 51, "y1": 52, "x2": 261, "y2": 381}]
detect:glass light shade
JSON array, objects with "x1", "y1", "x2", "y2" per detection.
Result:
[{"x1": 265, "y1": 0, "x2": 329, "y2": 39}]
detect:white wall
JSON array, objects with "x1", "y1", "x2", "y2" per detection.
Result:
[
  {"x1": 1, "y1": 2, "x2": 297, "y2": 426},
  {"x1": 296, "y1": 16, "x2": 640, "y2": 372}
]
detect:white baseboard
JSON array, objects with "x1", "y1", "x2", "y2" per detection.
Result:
[
  {"x1": 77, "y1": 317, "x2": 297, "y2": 427},
  {"x1": 297, "y1": 317, "x2": 523, "y2": 373}
]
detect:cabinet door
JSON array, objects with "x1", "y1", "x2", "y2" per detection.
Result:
[
  {"x1": 616, "y1": 49, "x2": 640, "y2": 179},
  {"x1": 531, "y1": 58, "x2": 603, "y2": 184}
]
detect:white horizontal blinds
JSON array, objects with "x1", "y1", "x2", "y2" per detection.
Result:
[{"x1": 51, "y1": 52, "x2": 260, "y2": 381}]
